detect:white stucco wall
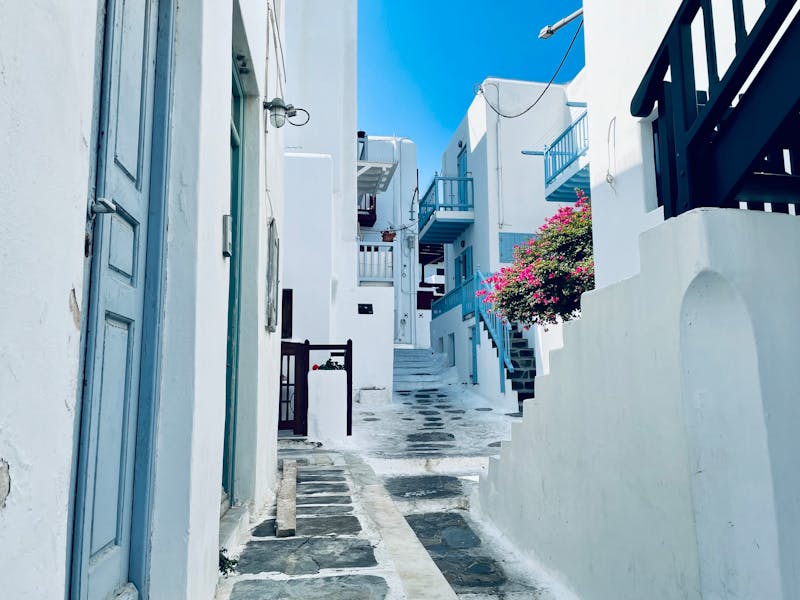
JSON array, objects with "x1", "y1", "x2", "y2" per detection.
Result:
[
  {"x1": 348, "y1": 285, "x2": 395, "y2": 396},
  {"x1": 284, "y1": 0, "x2": 359, "y2": 348},
  {"x1": 430, "y1": 308, "x2": 473, "y2": 383},
  {"x1": 474, "y1": 324, "x2": 518, "y2": 412},
  {"x1": 580, "y1": 0, "x2": 766, "y2": 288},
  {"x1": 364, "y1": 136, "x2": 419, "y2": 346},
  {"x1": 307, "y1": 371, "x2": 348, "y2": 442},
  {"x1": 283, "y1": 153, "x2": 334, "y2": 345},
  {"x1": 0, "y1": 2, "x2": 100, "y2": 596},
  {"x1": 151, "y1": 0, "x2": 285, "y2": 596},
  {"x1": 480, "y1": 209, "x2": 800, "y2": 600}
]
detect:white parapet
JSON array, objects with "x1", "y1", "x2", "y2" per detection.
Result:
[
  {"x1": 480, "y1": 208, "x2": 800, "y2": 600},
  {"x1": 307, "y1": 370, "x2": 348, "y2": 443}
]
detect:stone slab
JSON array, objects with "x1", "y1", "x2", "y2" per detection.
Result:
[
  {"x1": 405, "y1": 512, "x2": 507, "y2": 590},
  {"x1": 296, "y1": 515, "x2": 362, "y2": 536},
  {"x1": 407, "y1": 432, "x2": 454, "y2": 443},
  {"x1": 230, "y1": 575, "x2": 389, "y2": 600},
  {"x1": 385, "y1": 475, "x2": 463, "y2": 500},
  {"x1": 237, "y1": 537, "x2": 377, "y2": 575},
  {"x1": 296, "y1": 504, "x2": 353, "y2": 516},
  {"x1": 295, "y1": 495, "x2": 351, "y2": 505},
  {"x1": 251, "y1": 518, "x2": 276, "y2": 537},
  {"x1": 296, "y1": 482, "x2": 349, "y2": 494}
]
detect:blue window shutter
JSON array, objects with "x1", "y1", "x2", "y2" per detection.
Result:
[
  {"x1": 499, "y1": 232, "x2": 538, "y2": 262},
  {"x1": 465, "y1": 247, "x2": 473, "y2": 276},
  {"x1": 454, "y1": 255, "x2": 462, "y2": 285}
]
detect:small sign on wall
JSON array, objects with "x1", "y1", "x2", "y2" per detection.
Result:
[{"x1": 358, "y1": 303, "x2": 374, "y2": 315}]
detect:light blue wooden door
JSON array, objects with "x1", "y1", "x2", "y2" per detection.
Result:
[
  {"x1": 74, "y1": 1, "x2": 160, "y2": 598},
  {"x1": 457, "y1": 147, "x2": 468, "y2": 206}
]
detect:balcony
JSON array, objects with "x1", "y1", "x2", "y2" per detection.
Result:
[
  {"x1": 418, "y1": 176, "x2": 475, "y2": 244},
  {"x1": 544, "y1": 111, "x2": 590, "y2": 202},
  {"x1": 358, "y1": 241, "x2": 393, "y2": 285}
]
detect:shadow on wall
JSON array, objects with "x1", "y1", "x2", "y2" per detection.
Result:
[{"x1": 680, "y1": 271, "x2": 781, "y2": 599}]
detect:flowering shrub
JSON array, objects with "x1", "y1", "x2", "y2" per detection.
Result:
[{"x1": 477, "y1": 189, "x2": 594, "y2": 326}]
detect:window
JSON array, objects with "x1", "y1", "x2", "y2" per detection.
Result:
[
  {"x1": 454, "y1": 246, "x2": 473, "y2": 286},
  {"x1": 499, "y1": 232, "x2": 537, "y2": 263},
  {"x1": 266, "y1": 218, "x2": 280, "y2": 332}
]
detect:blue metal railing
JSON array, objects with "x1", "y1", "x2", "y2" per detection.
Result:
[
  {"x1": 431, "y1": 277, "x2": 476, "y2": 320},
  {"x1": 544, "y1": 111, "x2": 589, "y2": 185},
  {"x1": 431, "y1": 271, "x2": 514, "y2": 394},
  {"x1": 418, "y1": 176, "x2": 474, "y2": 232},
  {"x1": 474, "y1": 271, "x2": 513, "y2": 392}
]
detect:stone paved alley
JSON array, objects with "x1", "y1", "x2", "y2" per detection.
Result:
[{"x1": 216, "y1": 349, "x2": 568, "y2": 600}]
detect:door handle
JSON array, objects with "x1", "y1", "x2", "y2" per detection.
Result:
[{"x1": 91, "y1": 197, "x2": 117, "y2": 214}]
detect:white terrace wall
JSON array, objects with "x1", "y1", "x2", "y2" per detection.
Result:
[
  {"x1": 582, "y1": 0, "x2": 765, "y2": 288},
  {"x1": 480, "y1": 209, "x2": 800, "y2": 600}
]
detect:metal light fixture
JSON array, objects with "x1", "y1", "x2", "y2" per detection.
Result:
[
  {"x1": 263, "y1": 97, "x2": 310, "y2": 128},
  {"x1": 539, "y1": 8, "x2": 583, "y2": 39}
]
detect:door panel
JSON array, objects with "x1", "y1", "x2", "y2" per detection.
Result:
[{"x1": 74, "y1": 0, "x2": 159, "y2": 598}]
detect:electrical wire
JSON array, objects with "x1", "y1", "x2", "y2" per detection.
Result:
[
  {"x1": 267, "y1": 2, "x2": 287, "y2": 96},
  {"x1": 288, "y1": 107, "x2": 310, "y2": 126},
  {"x1": 478, "y1": 19, "x2": 584, "y2": 119}
]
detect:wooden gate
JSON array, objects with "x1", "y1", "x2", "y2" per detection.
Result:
[{"x1": 279, "y1": 340, "x2": 353, "y2": 436}]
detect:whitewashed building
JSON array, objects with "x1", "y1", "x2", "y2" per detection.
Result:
[
  {"x1": 481, "y1": 2, "x2": 800, "y2": 599},
  {"x1": 357, "y1": 135, "x2": 426, "y2": 348},
  {"x1": 0, "y1": 0, "x2": 335, "y2": 597},
  {"x1": 279, "y1": 0, "x2": 400, "y2": 436},
  {"x1": 426, "y1": 76, "x2": 584, "y2": 409}
]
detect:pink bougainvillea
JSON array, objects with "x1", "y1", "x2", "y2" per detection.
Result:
[{"x1": 479, "y1": 189, "x2": 595, "y2": 326}]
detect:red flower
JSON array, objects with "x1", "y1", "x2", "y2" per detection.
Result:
[{"x1": 312, "y1": 364, "x2": 319, "y2": 370}]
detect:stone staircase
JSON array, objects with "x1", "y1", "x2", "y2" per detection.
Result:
[
  {"x1": 479, "y1": 321, "x2": 536, "y2": 409},
  {"x1": 393, "y1": 348, "x2": 457, "y2": 391},
  {"x1": 508, "y1": 325, "x2": 536, "y2": 403}
]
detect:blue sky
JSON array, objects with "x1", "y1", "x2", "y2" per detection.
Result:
[{"x1": 358, "y1": 0, "x2": 585, "y2": 187}]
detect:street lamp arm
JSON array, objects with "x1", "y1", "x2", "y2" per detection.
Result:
[{"x1": 539, "y1": 8, "x2": 584, "y2": 39}]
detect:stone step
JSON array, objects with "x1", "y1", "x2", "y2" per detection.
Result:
[{"x1": 511, "y1": 348, "x2": 535, "y2": 359}]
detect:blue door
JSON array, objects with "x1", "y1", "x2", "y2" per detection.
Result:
[
  {"x1": 457, "y1": 147, "x2": 468, "y2": 206},
  {"x1": 223, "y1": 64, "x2": 245, "y2": 502},
  {"x1": 73, "y1": 1, "x2": 161, "y2": 598}
]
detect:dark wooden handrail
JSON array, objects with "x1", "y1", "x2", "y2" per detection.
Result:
[{"x1": 630, "y1": 0, "x2": 800, "y2": 217}]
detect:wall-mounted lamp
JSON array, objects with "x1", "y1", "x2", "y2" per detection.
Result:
[{"x1": 263, "y1": 97, "x2": 310, "y2": 128}]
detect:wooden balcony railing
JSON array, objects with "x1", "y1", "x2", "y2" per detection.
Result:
[{"x1": 631, "y1": 0, "x2": 800, "y2": 218}]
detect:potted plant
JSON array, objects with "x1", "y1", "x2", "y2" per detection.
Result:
[{"x1": 381, "y1": 225, "x2": 397, "y2": 242}]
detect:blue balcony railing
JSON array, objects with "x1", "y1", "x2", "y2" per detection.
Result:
[
  {"x1": 431, "y1": 277, "x2": 476, "y2": 320},
  {"x1": 418, "y1": 176, "x2": 474, "y2": 232},
  {"x1": 544, "y1": 111, "x2": 589, "y2": 185},
  {"x1": 475, "y1": 270, "x2": 514, "y2": 392}
]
